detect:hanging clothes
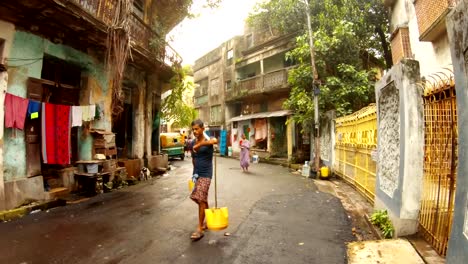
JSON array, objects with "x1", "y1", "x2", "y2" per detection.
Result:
[
  {"x1": 82, "y1": 105, "x2": 90, "y2": 122},
  {"x1": 254, "y1": 119, "x2": 267, "y2": 141},
  {"x1": 4, "y1": 93, "x2": 29, "y2": 130},
  {"x1": 41, "y1": 103, "x2": 71, "y2": 165},
  {"x1": 27, "y1": 100, "x2": 41, "y2": 119},
  {"x1": 71, "y1": 106, "x2": 83, "y2": 127}
]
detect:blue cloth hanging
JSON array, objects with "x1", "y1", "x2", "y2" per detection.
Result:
[{"x1": 28, "y1": 100, "x2": 41, "y2": 119}]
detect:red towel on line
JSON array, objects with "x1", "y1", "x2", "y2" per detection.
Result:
[
  {"x1": 4, "y1": 93, "x2": 29, "y2": 130},
  {"x1": 41, "y1": 103, "x2": 71, "y2": 165}
]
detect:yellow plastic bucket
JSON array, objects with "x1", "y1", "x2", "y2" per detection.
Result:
[
  {"x1": 320, "y1": 166, "x2": 330, "y2": 178},
  {"x1": 188, "y1": 179, "x2": 195, "y2": 192},
  {"x1": 205, "y1": 207, "x2": 229, "y2": 231}
]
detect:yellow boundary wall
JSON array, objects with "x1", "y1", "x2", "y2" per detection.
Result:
[{"x1": 334, "y1": 104, "x2": 377, "y2": 203}]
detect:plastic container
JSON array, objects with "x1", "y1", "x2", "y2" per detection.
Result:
[
  {"x1": 86, "y1": 163, "x2": 98, "y2": 174},
  {"x1": 189, "y1": 179, "x2": 195, "y2": 192},
  {"x1": 188, "y1": 179, "x2": 195, "y2": 192},
  {"x1": 252, "y1": 154, "x2": 259, "y2": 164},
  {"x1": 320, "y1": 166, "x2": 330, "y2": 178},
  {"x1": 205, "y1": 207, "x2": 229, "y2": 231},
  {"x1": 228, "y1": 147, "x2": 233, "y2": 157},
  {"x1": 302, "y1": 161, "x2": 310, "y2": 177}
]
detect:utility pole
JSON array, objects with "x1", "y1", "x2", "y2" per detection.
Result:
[{"x1": 303, "y1": 0, "x2": 320, "y2": 174}]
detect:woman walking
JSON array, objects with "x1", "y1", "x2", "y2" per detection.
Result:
[{"x1": 240, "y1": 134, "x2": 250, "y2": 172}]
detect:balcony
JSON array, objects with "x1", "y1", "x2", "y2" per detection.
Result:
[
  {"x1": 71, "y1": 0, "x2": 181, "y2": 65},
  {"x1": 414, "y1": 0, "x2": 460, "y2": 42},
  {"x1": 226, "y1": 68, "x2": 291, "y2": 102},
  {"x1": 0, "y1": 0, "x2": 180, "y2": 67}
]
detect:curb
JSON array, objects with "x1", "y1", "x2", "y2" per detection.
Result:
[
  {"x1": 0, "y1": 199, "x2": 67, "y2": 222},
  {"x1": 364, "y1": 213, "x2": 384, "y2": 240}
]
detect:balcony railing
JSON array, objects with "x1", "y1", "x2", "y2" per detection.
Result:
[
  {"x1": 239, "y1": 76, "x2": 263, "y2": 94},
  {"x1": 264, "y1": 69, "x2": 288, "y2": 91},
  {"x1": 227, "y1": 67, "x2": 292, "y2": 101},
  {"x1": 70, "y1": 0, "x2": 181, "y2": 65},
  {"x1": 414, "y1": 0, "x2": 460, "y2": 42}
]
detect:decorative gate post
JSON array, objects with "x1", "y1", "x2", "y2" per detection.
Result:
[{"x1": 374, "y1": 59, "x2": 424, "y2": 237}]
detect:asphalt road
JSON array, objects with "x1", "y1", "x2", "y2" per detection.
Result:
[{"x1": 0, "y1": 157, "x2": 354, "y2": 264}]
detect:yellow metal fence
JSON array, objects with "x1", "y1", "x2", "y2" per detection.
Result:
[
  {"x1": 419, "y1": 72, "x2": 457, "y2": 256},
  {"x1": 334, "y1": 105, "x2": 377, "y2": 203}
]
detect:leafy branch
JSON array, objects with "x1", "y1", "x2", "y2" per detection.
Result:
[{"x1": 161, "y1": 65, "x2": 197, "y2": 128}]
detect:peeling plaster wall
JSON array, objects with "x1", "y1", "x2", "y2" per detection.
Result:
[
  {"x1": 374, "y1": 59, "x2": 424, "y2": 237},
  {"x1": 319, "y1": 111, "x2": 335, "y2": 165},
  {"x1": 5, "y1": 30, "x2": 110, "y2": 181},
  {"x1": 0, "y1": 20, "x2": 15, "y2": 64},
  {"x1": 446, "y1": 2, "x2": 468, "y2": 262},
  {"x1": 0, "y1": 71, "x2": 7, "y2": 210},
  {"x1": 0, "y1": 20, "x2": 15, "y2": 210}
]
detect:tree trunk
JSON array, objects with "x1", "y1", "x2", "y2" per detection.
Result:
[{"x1": 376, "y1": 25, "x2": 393, "y2": 69}]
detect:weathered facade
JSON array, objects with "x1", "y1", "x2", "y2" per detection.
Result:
[
  {"x1": 193, "y1": 27, "x2": 298, "y2": 160},
  {"x1": 0, "y1": 0, "x2": 187, "y2": 210}
]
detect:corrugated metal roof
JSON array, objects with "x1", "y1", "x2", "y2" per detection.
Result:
[{"x1": 228, "y1": 110, "x2": 293, "y2": 122}]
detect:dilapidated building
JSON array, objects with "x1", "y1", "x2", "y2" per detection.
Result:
[
  {"x1": 0, "y1": 0, "x2": 188, "y2": 210},
  {"x1": 193, "y1": 26, "x2": 301, "y2": 160}
]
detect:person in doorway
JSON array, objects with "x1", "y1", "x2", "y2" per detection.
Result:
[
  {"x1": 240, "y1": 133, "x2": 250, "y2": 172},
  {"x1": 189, "y1": 119, "x2": 217, "y2": 241}
]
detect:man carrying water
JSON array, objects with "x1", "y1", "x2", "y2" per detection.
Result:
[{"x1": 189, "y1": 119, "x2": 217, "y2": 241}]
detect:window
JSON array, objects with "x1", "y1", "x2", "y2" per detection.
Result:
[
  {"x1": 226, "y1": 49, "x2": 234, "y2": 65},
  {"x1": 195, "y1": 78, "x2": 208, "y2": 97},
  {"x1": 210, "y1": 105, "x2": 222, "y2": 123},
  {"x1": 225, "y1": 80, "x2": 232, "y2": 90},
  {"x1": 210, "y1": 78, "x2": 220, "y2": 96}
]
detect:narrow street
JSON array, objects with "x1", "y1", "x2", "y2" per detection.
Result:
[{"x1": 0, "y1": 157, "x2": 354, "y2": 264}]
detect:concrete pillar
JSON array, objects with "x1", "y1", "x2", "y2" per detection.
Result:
[
  {"x1": 132, "y1": 84, "x2": 146, "y2": 159},
  {"x1": 446, "y1": 2, "x2": 468, "y2": 263},
  {"x1": 267, "y1": 118, "x2": 271, "y2": 153},
  {"x1": 287, "y1": 117, "x2": 293, "y2": 161},
  {"x1": 0, "y1": 70, "x2": 7, "y2": 210},
  {"x1": 374, "y1": 59, "x2": 424, "y2": 237},
  {"x1": 144, "y1": 82, "x2": 153, "y2": 159}
]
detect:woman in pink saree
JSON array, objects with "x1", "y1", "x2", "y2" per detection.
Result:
[{"x1": 240, "y1": 134, "x2": 250, "y2": 172}]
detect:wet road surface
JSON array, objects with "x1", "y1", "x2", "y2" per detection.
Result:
[{"x1": 0, "y1": 157, "x2": 354, "y2": 264}]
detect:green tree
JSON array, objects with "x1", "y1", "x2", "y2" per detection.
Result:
[
  {"x1": 248, "y1": 0, "x2": 390, "y2": 127},
  {"x1": 161, "y1": 65, "x2": 197, "y2": 128}
]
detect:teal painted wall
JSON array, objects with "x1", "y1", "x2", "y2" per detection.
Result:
[
  {"x1": 5, "y1": 31, "x2": 110, "y2": 181},
  {"x1": 78, "y1": 128, "x2": 93, "y2": 161}
]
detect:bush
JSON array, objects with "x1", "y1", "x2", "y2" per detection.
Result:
[{"x1": 370, "y1": 210, "x2": 394, "y2": 239}]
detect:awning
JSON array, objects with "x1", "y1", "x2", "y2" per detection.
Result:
[{"x1": 228, "y1": 110, "x2": 293, "y2": 122}]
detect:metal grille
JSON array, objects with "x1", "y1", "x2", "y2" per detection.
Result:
[
  {"x1": 334, "y1": 105, "x2": 377, "y2": 203},
  {"x1": 419, "y1": 70, "x2": 457, "y2": 256}
]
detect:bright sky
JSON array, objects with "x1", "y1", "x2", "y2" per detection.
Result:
[{"x1": 168, "y1": 0, "x2": 263, "y2": 65}]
